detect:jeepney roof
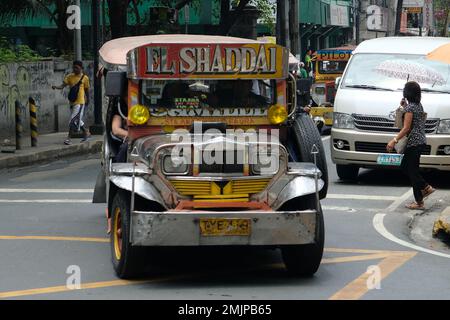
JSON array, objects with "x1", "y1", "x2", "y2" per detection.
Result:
[{"x1": 99, "y1": 34, "x2": 265, "y2": 67}]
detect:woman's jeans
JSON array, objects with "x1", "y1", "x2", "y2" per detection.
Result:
[{"x1": 401, "y1": 144, "x2": 427, "y2": 202}]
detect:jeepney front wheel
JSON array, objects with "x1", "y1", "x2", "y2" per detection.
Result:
[
  {"x1": 290, "y1": 113, "x2": 328, "y2": 199},
  {"x1": 110, "y1": 190, "x2": 146, "y2": 279},
  {"x1": 280, "y1": 195, "x2": 324, "y2": 277}
]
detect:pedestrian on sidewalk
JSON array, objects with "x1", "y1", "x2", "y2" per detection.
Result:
[
  {"x1": 52, "y1": 60, "x2": 91, "y2": 145},
  {"x1": 386, "y1": 81, "x2": 435, "y2": 210}
]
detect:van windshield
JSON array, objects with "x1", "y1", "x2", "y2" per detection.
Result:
[
  {"x1": 141, "y1": 79, "x2": 275, "y2": 108},
  {"x1": 342, "y1": 53, "x2": 450, "y2": 93}
]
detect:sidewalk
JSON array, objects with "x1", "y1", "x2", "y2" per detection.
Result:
[{"x1": 0, "y1": 132, "x2": 102, "y2": 170}]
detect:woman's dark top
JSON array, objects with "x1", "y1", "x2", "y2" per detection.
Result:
[{"x1": 404, "y1": 102, "x2": 426, "y2": 148}]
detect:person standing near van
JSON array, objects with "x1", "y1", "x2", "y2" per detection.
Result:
[
  {"x1": 386, "y1": 81, "x2": 435, "y2": 209},
  {"x1": 52, "y1": 60, "x2": 91, "y2": 145}
]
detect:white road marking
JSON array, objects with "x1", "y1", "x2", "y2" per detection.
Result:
[
  {"x1": 0, "y1": 199, "x2": 91, "y2": 203},
  {"x1": 0, "y1": 189, "x2": 93, "y2": 193},
  {"x1": 386, "y1": 188, "x2": 413, "y2": 212},
  {"x1": 327, "y1": 194, "x2": 397, "y2": 201},
  {"x1": 323, "y1": 206, "x2": 379, "y2": 212},
  {"x1": 373, "y1": 213, "x2": 450, "y2": 259}
]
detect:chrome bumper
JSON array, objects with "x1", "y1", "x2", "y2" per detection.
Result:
[
  {"x1": 331, "y1": 128, "x2": 450, "y2": 171},
  {"x1": 131, "y1": 210, "x2": 317, "y2": 246}
]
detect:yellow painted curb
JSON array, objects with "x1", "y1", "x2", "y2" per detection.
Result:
[{"x1": 433, "y1": 206, "x2": 450, "y2": 236}]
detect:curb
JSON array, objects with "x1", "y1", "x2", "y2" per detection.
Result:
[
  {"x1": 0, "y1": 140, "x2": 103, "y2": 170},
  {"x1": 433, "y1": 206, "x2": 450, "y2": 238}
]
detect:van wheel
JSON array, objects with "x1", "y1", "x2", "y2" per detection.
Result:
[
  {"x1": 290, "y1": 114, "x2": 329, "y2": 199},
  {"x1": 336, "y1": 164, "x2": 359, "y2": 181},
  {"x1": 280, "y1": 195, "x2": 324, "y2": 277},
  {"x1": 110, "y1": 191, "x2": 146, "y2": 279}
]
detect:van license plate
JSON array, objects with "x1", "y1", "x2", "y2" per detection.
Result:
[
  {"x1": 377, "y1": 154, "x2": 404, "y2": 166},
  {"x1": 199, "y1": 218, "x2": 251, "y2": 236}
]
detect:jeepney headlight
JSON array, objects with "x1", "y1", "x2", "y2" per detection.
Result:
[
  {"x1": 437, "y1": 119, "x2": 450, "y2": 134},
  {"x1": 129, "y1": 104, "x2": 150, "y2": 125},
  {"x1": 162, "y1": 154, "x2": 189, "y2": 175},
  {"x1": 333, "y1": 112, "x2": 355, "y2": 129},
  {"x1": 268, "y1": 105, "x2": 288, "y2": 125}
]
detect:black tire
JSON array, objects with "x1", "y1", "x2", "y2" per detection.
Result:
[
  {"x1": 110, "y1": 190, "x2": 146, "y2": 279},
  {"x1": 280, "y1": 195, "x2": 325, "y2": 277},
  {"x1": 336, "y1": 164, "x2": 359, "y2": 181},
  {"x1": 290, "y1": 113, "x2": 329, "y2": 199}
]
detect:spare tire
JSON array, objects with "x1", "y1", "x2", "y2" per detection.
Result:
[{"x1": 289, "y1": 113, "x2": 329, "y2": 199}]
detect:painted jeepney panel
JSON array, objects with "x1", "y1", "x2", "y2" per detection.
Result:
[{"x1": 128, "y1": 43, "x2": 288, "y2": 80}]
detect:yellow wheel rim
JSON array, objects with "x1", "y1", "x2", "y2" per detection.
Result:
[{"x1": 113, "y1": 208, "x2": 122, "y2": 260}]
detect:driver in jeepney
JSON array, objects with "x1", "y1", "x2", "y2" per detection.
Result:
[{"x1": 212, "y1": 80, "x2": 269, "y2": 108}]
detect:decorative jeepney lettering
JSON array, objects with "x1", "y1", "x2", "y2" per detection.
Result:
[
  {"x1": 145, "y1": 47, "x2": 175, "y2": 74},
  {"x1": 211, "y1": 45, "x2": 224, "y2": 73},
  {"x1": 225, "y1": 48, "x2": 241, "y2": 73},
  {"x1": 146, "y1": 47, "x2": 160, "y2": 73},
  {"x1": 150, "y1": 107, "x2": 268, "y2": 117},
  {"x1": 141, "y1": 44, "x2": 282, "y2": 77},
  {"x1": 196, "y1": 47, "x2": 210, "y2": 73},
  {"x1": 255, "y1": 46, "x2": 269, "y2": 73},
  {"x1": 240, "y1": 47, "x2": 257, "y2": 73},
  {"x1": 179, "y1": 48, "x2": 196, "y2": 73},
  {"x1": 269, "y1": 47, "x2": 277, "y2": 73}
]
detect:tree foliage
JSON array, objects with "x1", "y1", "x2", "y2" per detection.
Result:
[{"x1": 0, "y1": 37, "x2": 42, "y2": 63}]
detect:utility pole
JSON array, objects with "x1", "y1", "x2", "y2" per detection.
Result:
[
  {"x1": 395, "y1": 0, "x2": 404, "y2": 35},
  {"x1": 289, "y1": 0, "x2": 300, "y2": 56},
  {"x1": 277, "y1": 0, "x2": 290, "y2": 49},
  {"x1": 74, "y1": 0, "x2": 82, "y2": 61},
  {"x1": 354, "y1": 0, "x2": 360, "y2": 44},
  {"x1": 91, "y1": 0, "x2": 103, "y2": 135}
]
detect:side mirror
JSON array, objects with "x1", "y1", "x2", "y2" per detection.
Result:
[
  {"x1": 335, "y1": 77, "x2": 342, "y2": 88},
  {"x1": 105, "y1": 71, "x2": 127, "y2": 97}
]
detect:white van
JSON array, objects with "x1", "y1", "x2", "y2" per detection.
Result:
[{"x1": 331, "y1": 37, "x2": 450, "y2": 180}]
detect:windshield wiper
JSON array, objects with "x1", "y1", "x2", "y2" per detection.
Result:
[
  {"x1": 345, "y1": 84, "x2": 394, "y2": 91},
  {"x1": 421, "y1": 88, "x2": 450, "y2": 94}
]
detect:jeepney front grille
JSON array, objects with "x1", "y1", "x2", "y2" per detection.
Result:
[
  {"x1": 169, "y1": 178, "x2": 270, "y2": 198},
  {"x1": 353, "y1": 114, "x2": 439, "y2": 134}
]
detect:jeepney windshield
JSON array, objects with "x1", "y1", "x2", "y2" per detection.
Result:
[
  {"x1": 141, "y1": 79, "x2": 275, "y2": 108},
  {"x1": 318, "y1": 60, "x2": 348, "y2": 74}
]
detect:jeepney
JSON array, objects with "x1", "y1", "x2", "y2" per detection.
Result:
[
  {"x1": 93, "y1": 35, "x2": 328, "y2": 279},
  {"x1": 310, "y1": 46, "x2": 354, "y2": 131}
]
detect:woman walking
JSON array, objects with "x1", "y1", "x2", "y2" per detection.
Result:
[{"x1": 387, "y1": 81, "x2": 435, "y2": 210}]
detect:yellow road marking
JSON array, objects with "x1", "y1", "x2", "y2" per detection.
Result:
[
  {"x1": 325, "y1": 248, "x2": 387, "y2": 254},
  {"x1": 329, "y1": 251, "x2": 417, "y2": 300},
  {"x1": 321, "y1": 253, "x2": 392, "y2": 264},
  {"x1": 0, "y1": 235, "x2": 108, "y2": 243},
  {"x1": 0, "y1": 234, "x2": 418, "y2": 300},
  {"x1": 0, "y1": 275, "x2": 190, "y2": 299}
]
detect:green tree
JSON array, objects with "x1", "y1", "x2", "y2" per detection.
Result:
[{"x1": 0, "y1": 0, "x2": 81, "y2": 54}]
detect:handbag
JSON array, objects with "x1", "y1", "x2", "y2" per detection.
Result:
[
  {"x1": 395, "y1": 106, "x2": 405, "y2": 128},
  {"x1": 68, "y1": 75, "x2": 85, "y2": 103},
  {"x1": 395, "y1": 136, "x2": 408, "y2": 154}
]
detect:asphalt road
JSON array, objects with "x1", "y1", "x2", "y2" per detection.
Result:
[{"x1": 1, "y1": 136, "x2": 450, "y2": 300}]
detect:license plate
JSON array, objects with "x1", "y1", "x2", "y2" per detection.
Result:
[
  {"x1": 377, "y1": 153, "x2": 404, "y2": 166},
  {"x1": 199, "y1": 218, "x2": 251, "y2": 236}
]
